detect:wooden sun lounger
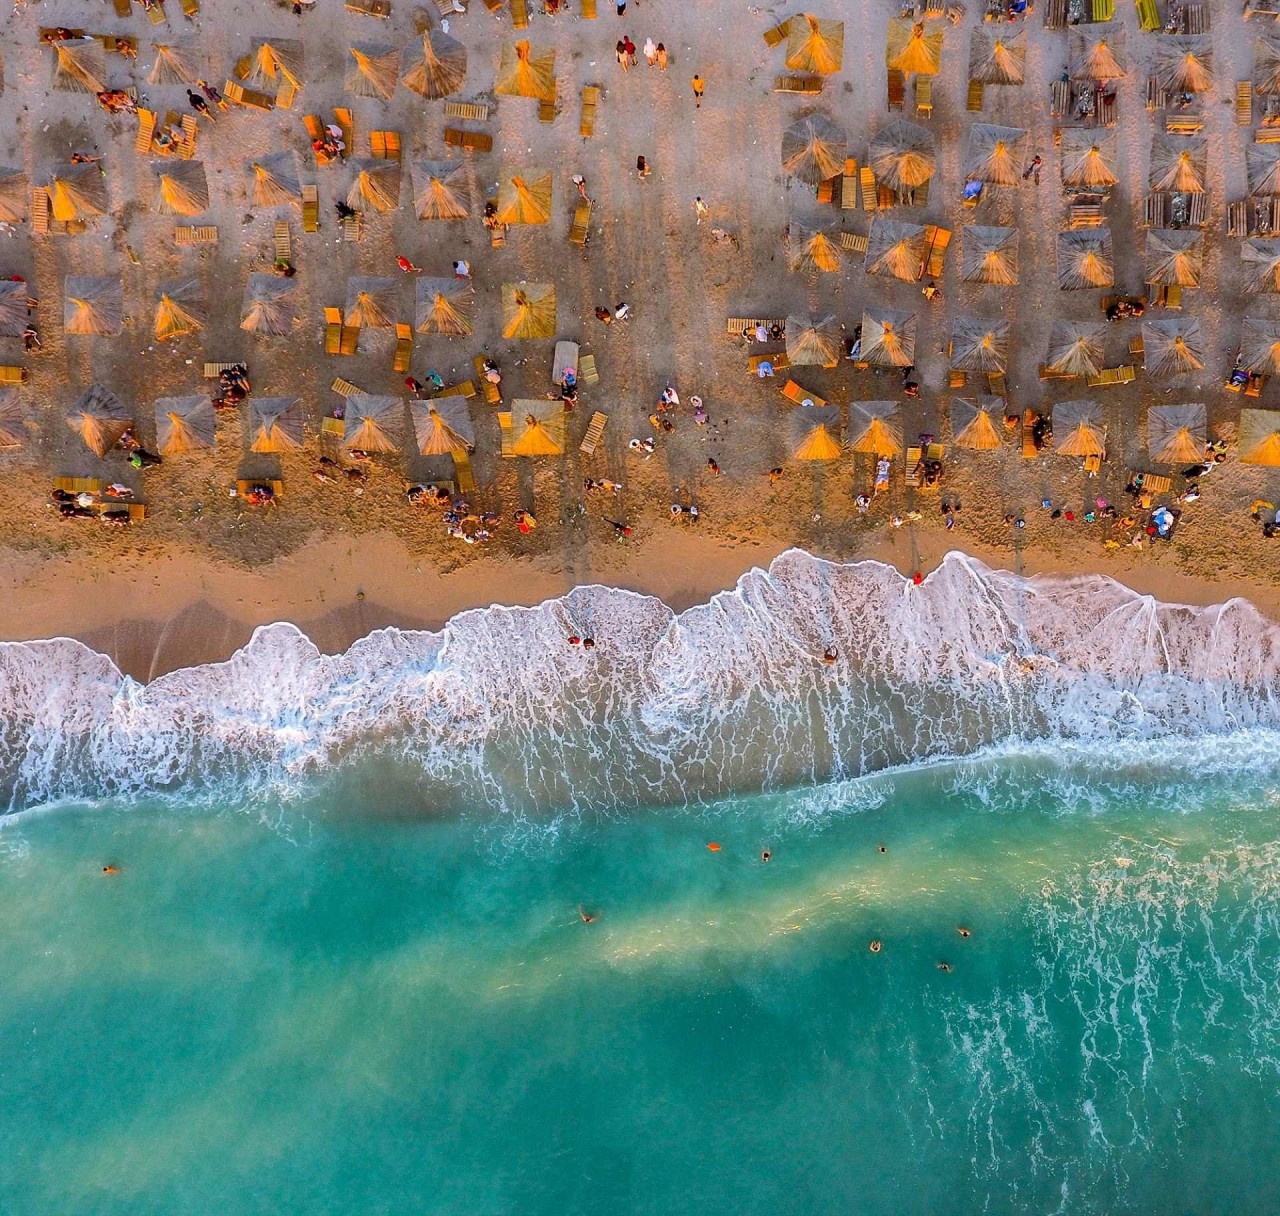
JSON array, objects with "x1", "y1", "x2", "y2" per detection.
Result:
[
  {"x1": 552, "y1": 340, "x2": 579, "y2": 387},
  {"x1": 393, "y1": 323, "x2": 413, "y2": 373},
  {"x1": 1135, "y1": 0, "x2": 1160, "y2": 28},
  {"x1": 0, "y1": 366, "x2": 28, "y2": 384},
  {"x1": 346, "y1": 0, "x2": 392, "y2": 14},
  {"x1": 30, "y1": 189, "x2": 49, "y2": 237},
  {"x1": 726, "y1": 316, "x2": 785, "y2": 336},
  {"x1": 452, "y1": 448, "x2": 476, "y2": 494},
  {"x1": 443, "y1": 101, "x2": 489, "y2": 122},
  {"x1": 181, "y1": 0, "x2": 199, "y2": 16},
  {"x1": 474, "y1": 354, "x2": 501, "y2": 404},
  {"x1": 303, "y1": 115, "x2": 338, "y2": 166},
  {"x1": 860, "y1": 166, "x2": 877, "y2": 212},
  {"x1": 774, "y1": 75, "x2": 823, "y2": 94},
  {"x1": 579, "y1": 411, "x2": 608, "y2": 455},
  {"x1": 748, "y1": 352, "x2": 789, "y2": 374},
  {"x1": 779, "y1": 380, "x2": 826, "y2": 408},
  {"x1": 443, "y1": 127, "x2": 493, "y2": 153},
  {"x1": 511, "y1": 0, "x2": 529, "y2": 29},
  {"x1": 112, "y1": 0, "x2": 132, "y2": 16},
  {"x1": 1039, "y1": 364, "x2": 1078, "y2": 381},
  {"x1": 223, "y1": 80, "x2": 274, "y2": 111},
  {"x1": 967, "y1": 79, "x2": 984, "y2": 112},
  {"x1": 436, "y1": 380, "x2": 476, "y2": 399},
  {"x1": 538, "y1": 85, "x2": 557, "y2": 124},
  {"x1": 342, "y1": 214, "x2": 363, "y2": 242},
  {"x1": 923, "y1": 226, "x2": 951, "y2": 277},
  {"x1": 840, "y1": 159, "x2": 858, "y2": 210},
  {"x1": 274, "y1": 221, "x2": 291, "y2": 263},
  {"x1": 302, "y1": 185, "x2": 319, "y2": 233},
  {"x1": 203, "y1": 361, "x2": 247, "y2": 378},
  {"x1": 763, "y1": 20, "x2": 791, "y2": 47},
  {"x1": 1130, "y1": 470, "x2": 1172, "y2": 507},
  {"x1": 135, "y1": 109, "x2": 157, "y2": 155},
  {"x1": 497, "y1": 412, "x2": 516, "y2": 457},
  {"x1": 839, "y1": 232, "x2": 869, "y2": 256},
  {"x1": 324, "y1": 307, "x2": 343, "y2": 355},
  {"x1": 915, "y1": 76, "x2": 933, "y2": 119},
  {"x1": 1166, "y1": 115, "x2": 1204, "y2": 135},
  {"x1": 569, "y1": 199, "x2": 591, "y2": 246},
  {"x1": 96, "y1": 34, "x2": 139, "y2": 55},
  {"x1": 96, "y1": 501, "x2": 148, "y2": 523},
  {"x1": 331, "y1": 377, "x2": 363, "y2": 398},
  {"x1": 1022, "y1": 410, "x2": 1040, "y2": 459},
  {"x1": 369, "y1": 130, "x2": 402, "y2": 160},
  {"x1": 1087, "y1": 365, "x2": 1136, "y2": 387},
  {"x1": 580, "y1": 0, "x2": 596, "y2": 16},
  {"x1": 887, "y1": 68, "x2": 905, "y2": 112},
  {"x1": 320, "y1": 417, "x2": 345, "y2": 440},
  {"x1": 53, "y1": 476, "x2": 102, "y2": 495},
  {"x1": 1238, "y1": 82, "x2": 1254, "y2": 126},
  {"x1": 578, "y1": 353, "x2": 598, "y2": 385},
  {"x1": 580, "y1": 86, "x2": 600, "y2": 139},
  {"x1": 339, "y1": 322, "x2": 360, "y2": 356},
  {"x1": 147, "y1": 0, "x2": 165, "y2": 22},
  {"x1": 174, "y1": 224, "x2": 217, "y2": 245}
]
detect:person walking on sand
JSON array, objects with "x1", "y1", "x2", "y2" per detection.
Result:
[
  {"x1": 615, "y1": 0, "x2": 625, "y2": 14},
  {"x1": 624, "y1": 35, "x2": 637, "y2": 66},
  {"x1": 1022, "y1": 154, "x2": 1042, "y2": 183},
  {"x1": 187, "y1": 89, "x2": 214, "y2": 121},
  {"x1": 636, "y1": 155, "x2": 651, "y2": 179},
  {"x1": 396, "y1": 255, "x2": 421, "y2": 273},
  {"x1": 572, "y1": 174, "x2": 589, "y2": 200},
  {"x1": 643, "y1": 37, "x2": 658, "y2": 66},
  {"x1": 657, "y1": 43, "x2": 668, "y2": 70},
  {"x1": 691, "y1": 73, "x2": 705, "y2": 108},
  {"x1": 616, "y1": 39, "x2": 629, "y2": 71},
  {"x1": 693, "y1": 196, "x2": 709, "y2": 224}
]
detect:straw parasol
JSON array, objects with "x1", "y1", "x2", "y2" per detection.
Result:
[
  {"x1": 240, "y1": 275, "x2": 298, "y2": 336},
  {"x1": 781, "y1": 114, "x2": 847, "y2": 184},
  {"x1": 950, "y1": 317, "x2": 1009, "y2": 373},
  {"x1": 969, "y1": 28, "x2": 1025, "y2": 85},
  {"x1": 502, "y1": 283, "x2": 556, "y2": 339},
  {"x1": 0, "y1": 167, "x2": 26, "y2": 224},
  {"x1": 411, "y1": 396, "x2": 475, "y2": 457},
  {"x1": 1069, "y1": 26, "x2": 1126, "y2": 80},
  {"x1": 887, "y1": 19, "x2": 942, "y2": 75},
  {"x1": 1143, "y1": 317, "x2": 1206, "y2": 376},
  {"x1": 1148, "y1": 403, "x2": 1206, "y2": 464},
  {"x1": 0, "y1": 281, "x2": 27, "y2": 337},
  {"x1": 156, "y1": 396, "x2": 215, "y2": 456},
  {"x1": 51, "y1": 39, "x2": 106, "y2": 94},
  {"x1": 960, "y1": 226, "x2": 1019, "y2": 285},
  {"x1": 153, "y1": 160, "x2": 209, "y2": 215},
  {"x1": 860, "y1": 308, "x2": 916, "y2": 367},
  {"x1": 1247, "y1": 142, "x2": 1280, "y2": 197},
  {"x1": 411, "y1": 160, "x2": 470, "y2": 221},
  {"x1": 49, "y1": 164, "x2": 107, "y2": 222},
  {"x1": 66, "y1": 386, "x2": 130, "y2": 457},
  {"x1": 786, "y1": 314, "x2": 841, "y2": 367},
  {"x1": 1045, "y1": 320, "x2": 1107, "y2": 377},
  {"x1": 866, "y1": 218, "x2": 926, "y2": 281},
  {"x1": 1241, "y1": 317, "x2": 1280, "y2": 374},
  {"x1": 149, "y1": 41, "x2": 201, "y2": 86},
  {"x1": 1053, "y1": 400, "x2": 1106, "y2": 457},
  {"x1": 344, "y1": 277, "x2": 396, "y2": 329},
  {"x1": 64, "y1": 276, "x2": 123, "y2": 336},
  {"x1": 951, "y1": 398, "x2": 1004, "y2": 451},
  {"x1": 416, "y1": 278, "x2": 475, "y2": 335},
  {"x1": 508, "y1": 400, "x2": 566, "y2": 457},
  {"x1": 965, "y1": 124, "x2": 1027, "y2": 187},
  {"x1": 250, "y1": 152, "x2": 302, "y2": 208},
  {"x1": 786, "y1": 15, "x2": 845, "y2": 75},
  {"x1": 153, "y1": 280, "x2": 204, "y2": 341},
  {"x1": 1256, "y1": 34, "x2": 1280, "y2": 95},
  {"x1": 496, "y1": 171, "x2": 552, "y2": 224},
  {"x1": 243, "y1": 39, "x2": 303, "y2": 89},
  {"x1": 1057, "y1": 230, "x2": 1114, "y2": 290},
  {"x1": 1155, "y1": 37, "x2": 1213, "y2": 93},
  {"x1": 1243, "y1": 238, "x2": 1280, "y2": 293},
  {"x1": 347, "y1": 44, "x2": 399, "y2": 100},
  {"x1": 402, "y1": 29, "x2": 468, "y2": 99},
  {"x1": 249, "y1": 397, "x2": 304, "y2": 453},
  {"x1": 791, "y1": 405, "x2": 843, "y2": 462},
  {"x1": 848, "y1": 401, "x2": 903, "y2": 456},
  {"x1": 868, "y1": 119, "x2": 936, "y2": 191},
  {"x1": 343, "y1": 394, "x2": 403, "y2": 454},
  {"x1": 1149, "y1": 135, "x2": 1206, "y2": 193},
  {"x1": 495, "y1": 40, "x2": 556, "y2": 101},
  {"x1": 347, "y1": 160, "x2": 401, "y2": 213},
  {"x1": 1060, "y1": 129, "x2": 1119, "y2": 189},
  {"x1": 0, "y1": 390, "x2": 28, "y2": 449},
  {"x1": 1240, "y1": 409, "x2": 1280, "y2": 465},
  {"x1": 788, "y1": 224, "x2": 842, "y2": 273},
  {"x1": 1145, "y1": 229, "x2": 1203, "y2": 288}
]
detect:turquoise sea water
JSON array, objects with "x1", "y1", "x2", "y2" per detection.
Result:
[{"x1": 4, "y1": 752, "x2": 1280, "y2": 1216}]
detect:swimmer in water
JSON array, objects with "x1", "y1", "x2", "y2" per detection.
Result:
[
  {"x1": 937, "y1": 961, "x2": 953, "y2": 972},
  {"x1": 101, "y1": 865, "x2": 119, "y2": 875},
  {"x1": 582, "y1": 638, "x2": 595, "y2": 650},
  {"x1": 869, "y1": 939, "x2": 882, "y2": 953},
  {"x1": 822, "y1": 648, "x2": 837, "y2": 664},
  {"x1": 877, "y1": 844, "x2": 887, "y2": 854},
  {"x1": 578, "y1": 906, "x2": 595, "y2": 923},
  {"x1": 760, "y1": 849, "x2": 771, "y2": 862},
  {"x1": 957, "y1": 926, "x2": 971, "y2": 938}
]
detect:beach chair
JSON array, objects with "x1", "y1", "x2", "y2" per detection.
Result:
[
  {"x1": 580, "y1": 86, "x2": 600, "y2": 139},
  {"x1": 181, "y1": 0, "x2": 199, "y2": 15},
  {"x1": 1135, "y1": 0, "x2": 1160, "y2": 27},
  {"x1": 340, "y1": 322, "x2": 360, "y2": 357},
  {"x1": 924, "y1": 226, "x2": 951, "y2": 277},
  {"x1": 331, "y1": 376, "x2": 363, "y2": 397},
  {"x1": 569, "y1": 199, "x2": 591, "y2": 246},
  {"x1": 203, "y1": 362, "x2": 247, "y2": 378},
  {"x1": 887, "y1": 69, "x2": 905, "y2": 112},
  {"x1": 302, "y1": 185, "x2": 319, "y2": 234},
  {"x1": 763, "y1": 20, "x2": 791, "y2": 47},
  {"x1": 147, "y1": 0, "x2": 165, "y2": 22},
  {"x1": 1239, "y1": 83, "x2": 1254, "y2": 127},
  {"x1": 748, "y1": 352, "x2": 790, "y2": 374},
  {"x1": 1086, "y1": 365, "x2": 1136, "y2": 387},
  {"x1": 840, "y1": 159, "x2": 859, "y2": 210},
  {"x1": 816, "y1": 178, "x2": 835, "y2": 206},
  {"x1": 779, "y1": 380, "x2": 826, "y2": 408},
  {"x1": 274, "y1": 221, "x2": 291, "y2": 264},
  {"x1": 438, "y1": 380, "x2": 476, "y2": 399},
  {"x1": 986, "y1": 371, "x2": 1006, "y2": 398},
  {"x1": 579, "y1": 411, "x2": 608, "y2": 455},
  {"x1": 774, "y1": 75, "x2": 823, "y2": 95},
  {"x1": 580, "y1": 0, "x2": 596, "y2": 16},
  {"x1": 1131, "y1": 471, "x2": 1172, "y2": 508},
  {"x1": 320, "y1": 417, "x2": 346, "y2": 440},
  {"x1": 0, "y1": 366, "x2": 28, "y2": 384},
  {"x1": 334, "y1": 108, "x2": 354, "y2": 156},
  {"x1": 174, "y1": 225, "x2": 218, "y2": 245},
  {"x1": 369, "y1": 130, "x2": 401, "y2": 160},
  {"x1": 1247, "y1": 373, "x2": 1269, "y2": 397},
  {"x1": 134, "y1": 110, "x2": 157, "y2": 156},
  {"x1": 860, "y1": 167, "x2": 877, "y2": 212},
  {"x1": 839, "y1": 233, "x2": 869, "y2": 257},
  {"x1": 223, "y1": 81, "x2": 274, "y2": 111},
  {"x1": 1069, "y1": 201, "x2": 1103, "y2": 228},
  {"x1": 452, "y1": 447, "x2": 476, "y2": 494},
  {"x1": 967, "y1": 79, "x2": 984, "y2": 112},
  {"x1": 443, "y1": 102, "x2": 490, "y2": 121},
  {"x1": 949, "y1": 369, "x2": 967, "y2": 389},
  {"x1": 443, "y1": 128, "x2": 493, "y2": 153},
  {"x1": 916, "y1": 76, "x2": 933, "y2": 119},
  {"x1": 905, "y1": 446, "x2": 923, "y2": 488},
  {"x1": 346, "y1": 0, "x2": 392, "y2": 13},
  {"x1": 394, "y1": 324, "x2": 412, "y2": 373},
  {"x1": 1022, "y1": 411, "x2": 1040, "y2": 459},
  {"x1": 324, "y1": 308, "x2": 343, "y2": 355},
  {"x1": 31, "y1": 190, "x2": 49, "y2": 237},
  {"x1": 1039, "y1": 364, "x2": 1078, "y2": 381},
  {"x1": 498, "y1": 411, "x2": 516, "y2": 457},
  {"x1": 1050, "y1": 79, "x2": 1069, "y2": 119},
  {"x1": 578, "y1": 352, "x2": 599, "y2": 385},
  {"x1": 113, "y1": 0, "x2": 132, "y2": 15},
  {"x1": 342, "y1": 214, "x2": 363, "y2": 242},
  {"x1": 1166, "y1": 115, "x2": 1204, "y2": 135},
  {"x1": 511, "y1": 0, "x2": 529, "y2": 29},
  {"x1": 474, "y1": 355, "x2": 502, "y2": 404},
  {"x1": 53, "y1": 477, "x2": 102, "y2": 495},
  {"x1": 538, "y1": 85, "x2": 557, "y2": 124}
]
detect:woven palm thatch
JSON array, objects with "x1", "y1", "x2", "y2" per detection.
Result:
[
  {"x1": 509, "y1": 400, "x2": 565, "y2": 457},
  {"x1": 347, "y1": 44, "x2": 399, "y2": 100},
  {"x1": 240, "y1": 275, "x2": 298, "y2": 336},
  {"x1": 1247, "y1": 142, "x2": 1280, "y2": 197},
  {"x1": 153, "y1": 161, "x2": 209, "y2": 215},
  {"x1": 950, "y1": 318, "x2": 1009, "y2": 373},
  {"x1": 965, "y1": 124, "x2": 1027, "y2": 187},
  {"x1": 788, "y1": 224, "x2": 842, "y2": 273},
  {"x1": 342, "y1": 394, "x2": 403, "y2": 454},
  {"x1": 1046, "y1": 320, "x2": 1107, "y2": 377},
  {"x1": 0, "y1": 281, "x2": 26, "y2": 337},
  {"x1": 1145, "y1": 229, "x2": 1203, "y2": 288},
  {"x1": 1057, "y1": 230, "x2": 1114, "y2": 290},
  {"x1": 960, "y1": 226, "x2": 1019, "y2": 285},
  {"x1": 244, "y1": 39, "x2": 303, "y2": 89},
  {"x1": 866, "y1": 218, "x2": 926, "y2": 282},
  {"x1": 1143, "y1": 318, "x2": 1206, "y2": 376},
  {"x1": 786, "y1": 15, "x2": 845, "y2": 75},
  {"x1": 0, "y1": 390, "x2": 28, "y2": 448},
  {"x1": 1244, "y1": 238, "x2": 1280, "y2": 293},
  {"x1": 1257, "y1": 34, "x2": 1280, "y2": 95},
  {"x1": 951, "y1": 398, "x2": 1004, "y2": 451},
  {"x1": 1148, "y1": 403, "x2": 1206, "y2": 464},
  {"x1": 1155, "y1": 37, "x2": 1213, "y2": 93},
  {"x1": 1241, "y1": 317, "x2": 1280, "y2": 373},
  {"x1": 51, "y1": 39, "x2": 106, "y2": 94},
  {"x1": 149, "y1": 41, "x2": 200, "y2": 86},
  {"x1": 0, "y1": 167, "x2": 26, "y2": 224},
  {"x1": 496, "y1": 171, "x2": 552, "y2": 225},
  {"x1": 1053, "y1": 400, "x2": 1106, "y2": 457},
  {"x1": 849, "y1": 401, "x2": 903, "y2": 457},
  {"x1": 868, "y1": 119, "x2": 935, "y2": 191},
  {"x1": 887, "y1": 20, "x2": 942, "y2": 75},
  {"x1": 495, "y1": 40, "x2": 555, "y2": 101},
  {"x1": 156, "y1": 396, "x2": 215, "y2": 456},
  {"x1": 347, "y1": 160, "x2": 401, "y2": 213},
  {"x1": 401, "y1": 30, "x2": 467, "y2": 99},
  {"x1": 1149, "y1": 135, "x2": 1206, "y2": 193},
  {"x1": 502, "y1": 282, "x2": 556, "y2": 339},
  {"x1": 66, "y1": 385, "x2": 130, "y2": 457},
  {"x1": 49, "y1": 165, "x2": 107, "y2": 222},
  {"x1": 248, "y1": 398, "x2": 304, "y2": 453},
  {"x1": 153, "y1": 280, "x2": 204, "y2": 341},
  {"x1": 786, "y1": 314, "x2": 841, "y2": 367},
  {"x1": 969, "y1": 28, "x2": 1025, "y2": 85},
  {"x1": 861, "y1": 309, "x2": 916, "y2": 367},
  {"x1": 791, "y1": 405, "x2": 842, "y2": 461},
  {"x1": 781, "y1": 114, "x2": 847, "y2": 185},
  {"x1": 1060, "y1": 129, "x2": 1118, "y2": 189},
  {"x1": 1240, "y1": 409, "x2": 1280, "y2": 465},
  {"x1": 344, "y1": 277, "x2": 396, "y2": 329},
  {"x1": 411, "y1": 160, "x2": 470, "y2": 221},
  {"x1": 64, "y1": 276, "x2": 123, "y2": 337},
  {"x1": 415, "y1": 278, "x2": 475, "y2": 336},
  {"x1": 250, "y1": 152, "x2": 302, "y2": 208},
  {"x1": 1069, "y1": 26, "x2": 1126, "y2": 80},
  {"x1": 412, "y1": 396, "x2": 474, "y2": 456}
]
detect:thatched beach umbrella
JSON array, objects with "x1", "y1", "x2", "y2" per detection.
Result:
[
  {"x1": 969, "y1": 28, "x2": 1025, "y2": 85},
  {"x1": 347, "y1": 44, "x2": 399, "y2": 100},
  {"x1": 950, "y1": 317, "x2": 1009, "y2": 373},
  {"x1": 886, "y1": 20, "x2": 942, "y2": 75},
  {"x1": 509, "y1": 400, "x2": 566, "y2": 457},
  {"x1": 149, "y1": 41, "x2": 201, "y2": 86},
  {"x1": 343, "y1": 394, "x2": 403, "y2": 454},
  {"x1": 249, "y1": 397, "x2": 304, "y2": 453},
  {"x1": 411, "y1": 160, "x2": 470, "y2": 221},
  {"x1": 791, "y1": 405, "x2": 843, "y2": 462},
  {"x1": 965, "y1": 124, "x2": 1027, "y2": 187},
  {"x1": 0, "y1": 389, "x2": 28, "y2": 449},
  {"x1": 951, "y1": 397, "x2": 1004, "y2": 451},
  {"x1": 1148, "y1": 403, "x2": 1206, "y2": 464},
  {"x1": 1241, "y1": 317, "x2": 1280, "y2": 373},
  {"x1": 156, "y1": 396, "x2": 214, "y2": 456},
  {"x1": 1247, "y1": 142, "x2": 1280, "y2": 197},
  {"x1": 1045, "y1": 320, "x2": 1107, "y2": 378},
  {"x1": 868, "y1": 119, "x2": 936, "y2": 191},
  {"x1": 960, "y1": 226, "x2": 1019, "y2": 285},
  {"x1": 0, "y1": 167, "x2": 26, "y2": 224},
  {"x1": 786, "y1": 15, "x2": 845, "y2": 75},
  {"x1": 49, "y1": 165, "x2": 106, "y2": 222},
  {"x1": 861, "y1": 308, "x2": 916, "y2": 367},
  {"x1": 1145, "y1": 229, "x2": 1203, "y2": 288},
  {"x1": 1155, "y1": 37, "x2": 1213, "y2": 93},
  {"x1": 1257, "y1": 34, "x2": 1280, "y2": 95},
  {"x1": 788, "y1": 224, "x2": 842, "y2": 273},
  {"x1": 501, "y1": 283, "x2": 556, "y2": 339},
  {"x1": 496, "y1": 171, "x2": 552, "y2": 225},
  {"x1": 1060, "y1": 129, "x2": 1119, "y2": 190},
  {"x1": 1143, "y1": 317, "x2": 1206, "y2": 376},
  {"x1": 1053, "y1": 400, "x2": 1106, "y2": 457},
  {"x1": 1149, "y1": 135, "x2": 1206, "y2": 193},
  {"x1": 51, "y1": 39, "x2": 106, "y2": 94},
  {"x1": 1057, "y1": 230, "x2": 1114, "y2": 290},
  {"x1": 1069, "y1": 26, "x2": 1126, "y2": 80},
  {"x1": 402, "y1": 30, "x2": 467, "y2": 99},
  {"x1": 1240, "y1": 408, "x2": 1280, "y2": 465},
  {"x1": 786, "y1": 314, "x2": 841, "y2": 367},
  {"x1": 243, "y1": 39, "x2": 303, "y2": 89},
  {"x1": 153, "y1": 160, "x2": 209, "y2": 215},
  {"x1": 495, "y1": 40, "x2": 555, "y2": 101},
  {"x1": 347, "y1": 160, "x2": 401, "y2": 213},
  {"x1": 66, "y1": 386, "x2": 130, "y2": 457},
  {"x1": 1243, "y1": 238, "x2": 1280, "y2": 293},
  {"x1": 240, "y1": 275, "x2": 297, "y2": 336},
  {"x1": 344, "y1": 277, "x2": 397, "y2": 329},
  {"x1": 64, "y1": 276, "x2": 123, "y2": 337},
  {"x1": 866, "y1": 218, "x2": 926, "y2": 281},
  {"x1": 153, "y1": 280, "x2": 204, "y2": 341},
  {"x1": 412, "y1": 396, "x2": 474, "y2": 457},
  {"x1": 781, "y1": 114, "x2": 847, "y2": 185},
  {"x1": 250, "y1": 152, "x2": 302, "y2": 208},
  {"x1": 416, "y1": 278, "x2": 474, "y2": 336},
  {"x1": 848, "y1": 400, "x2": 903, "y2": 457},
  {"x1": 0, "y1": 281, "x2": 26, "y2": 337}
]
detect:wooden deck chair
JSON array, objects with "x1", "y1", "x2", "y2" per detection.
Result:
[
  {"x1": 181, "y1": 0, "x2": 200, "y2": 14},
  {"x1": 967, "y1": 79, "x2": 983, "y2": 112},
  {"x1": 0, "y1": 366, "x2": 28, "y2": 384},
  {"x1": 443, "y1": 102, "x2": 489, "y2": 121},
  {"x1": 498, "y1": 411, "x2": 516, "y2": 457},
  {"x1": 31, "y1": 189, "x2": 49, "y2": 237},
  {"x1": 474, "y1": 355, "x2": 502, "y2": 405},
  {"x1": 916, "y1": 76, "x2": 933, "y2": 118},
  {"x1": 370, "y1": 131, "x2": 387, "y2": 158},
  {"x1": 860, "y1": 167, "x2": 877, "y2": 211},
  {"x1": 763, "y1": 21, "x2": 790, "y2": 47},
  {"x1": 569, "y1": 199, "x2": 591, "y2": 246},
  {"x1": 113, "y1": 0, "x2": 132, "y2": 15},
  {"x1": 324, "y1": 308, "x2": 343, "y2": 355},
  {"x1": 1238, "y1": 82, "x2": 1254, "y2": 127},
  {"x1": 135, "y1": 110, "x2": 157, "y2": 156},
  {"x1": 334, "y1": 108, "x2": 354, "y2": 155},
  {"x1": 330, "y1": 377, "x2": 363, "y2": 398},
  {"x1": 393, "y1": 323, "x2": 412, "y2": 373},
  {"x1": 579, "y1": 411, "x2": 608, "y2": 455},
  {"x1": 302, "y1": 185, "x2": 319, "y2": 233},
  {"x1": 905, "y1": 446, "x2": 923, "y2": 488},
  {"x1": 539, "y1": 85, "x2": 557, "y2": 124},
  {"x1": 339, "y1": 323, "x2": 359, "y2": 356},
  {"x1": 178, "y1": 115, "x2": 198, "y2": 158},
  {"x1": 53, "y1": 477, "x2": 103, "y2": 495},
  {"x1": 580, "y1": 0, "x2": 596, "y2": 15},
  {"x1": 274, "y1": 221, "x2": 291, "y2": 263},
  {"x1": 148, "y1": 1, "x2": 166, "y2": 22},
  {"x1": 578, "y1": 353, "x2": 599, "y2": 385},
  {"x1": 276, "y1": 83, "x2": 298, "y2": 110},
  {"x1": 580, "y1": 86, "x2": 599, "y2": 139},
  {"x1": 511, "y1": 0, "x2": 529, "y2": 29},
  {"x1": 887, "y1": 69, "x2": 906, "y2": 112}
]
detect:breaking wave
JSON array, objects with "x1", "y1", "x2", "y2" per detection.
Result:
[{"x1": 2, "y1": 549, "x2": 1280, "y2": 814}]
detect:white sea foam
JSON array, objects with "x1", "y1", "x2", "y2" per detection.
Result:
[{"x1": 3, "y1": 549, "x2": 1280, "y2": 814}]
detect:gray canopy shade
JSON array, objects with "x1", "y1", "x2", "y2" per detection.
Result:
[
  {"x1": 788, "y1": 224, "x2": 843, "y2": 273},
  {"x1": 1244, "y1": 239, "x2": 1280, "y2": 293},
  {"x1": 64, "y1": 276, "x2": 124, "y2": 336},
  {"x1": 969, "y1": 28, "x2": 1026, "y2": 85},
  {"x1": 411, "y1": 160, "x2": 470, "y2": 220},
  {"x1": 950, "y1": 318, "x2": 1009, "y2": 373},
  {"x1": 0, "y1": 280, "x2": 27, "y2": 337},
  {"x1": 1154, "y1": 37, "x2": 1213, "y2": 93},
  {"x1": 1069, "y1": 26, "x2": 1126, "y2": 79},
  {"x1": 951, "y1": 397, "x2": 1005, "y2": 450},
  {"x1": 1240, "y1": 316, "x2": 1280, "y2": 373},
  {"x1": 0, "y1": 389, "x2": 28, "y2": 448},
  {"x1": 240, "y1": 275, "x2": 298, "y2": 335},
  {"x1": 0, "y1": 167, "x2": 27, "y2": 223},
  {"x1": 960, "y1": 226, "x2": 1018, "y2": 285},
  {"x1": 1060, "y1": 129, "x2": 1119, "y2": 189},
  {"x1": 1053, "y1": 400, "x2": 1106, "y2": 457},
  {"x1": 1143, "y1": 318, "x2": 1206, "y2": 376},
  {"x1": 786, "y1": 314, "x2": 841, "y2": 366},
  {"x1": 1045, "y1": 320, "x2": 1107, "y2": 377},
  {"x1": 155, "y1": 396, "x2": 215, "y2": 456},
  {"x1": 250, "y1": 397, "x2": 304, "y2": 452},
  {"x1": 1148, "y1": 403, "x2": 1206, "y2": 464},
  {"x1": 411, "y1": 396, "x2": 475, "y2": 456},
  {"x1": 1149, "y1": 135, "x2": 1206, "y2": 193},
  {"x1": 868, "y1": 120, "x2": 936, "y2": 191},
  {"x1": 402, "y1": 29, "x2": 467, "y2": 98},
  {"x1": 416, "y1": 278, "x2": 475, "y2": 335},
  {"x1": 343, "y1": 393, "x2": 404, "y2": 453},
  {"x1": 347, "y1": 44, "x2": 399, "y2": 100},
  {"x1": 861, "y1": 309, "x2": 916, "y2": 367},
  {"x1": 344, "y1": 277, "x2": 397, "y2": 328},
  {"x1": 249, "y1": 151, "x2": 302, "y2": 208},
  {"x1": 1257, "y1": 34, "x2": 1280, "y2": 95},
  {"x1": 1144, "y1": 229, "x2": 1203, "y2": 288},
  {"x1": 1057, "y1": 230, "x2": 1114, "y2": 290},
  {"x1": 65, "y1": 385, "x2": 130, "y2": 457},
  {"x1": 965, "y1": 124, "x2": 1027, "y2": 186},
  {"x1": 848, "y1": 400, "x2": 903, "y2": 456},
  {"x1": 866, "y1": 218, "x2": 926, "y2": 281},
  {"x1": 781, "y1": 114, "x2": 848, "y2": 184},
  {"x1": 790, "y1": 405, "x2": 843, "y2": 461},
  {"x1": 153, "y1": 160, "x2": 210, "y2": 216},
  {"x1": 1248, "y1": 142, "x2": 1280, "y2": 197}
]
